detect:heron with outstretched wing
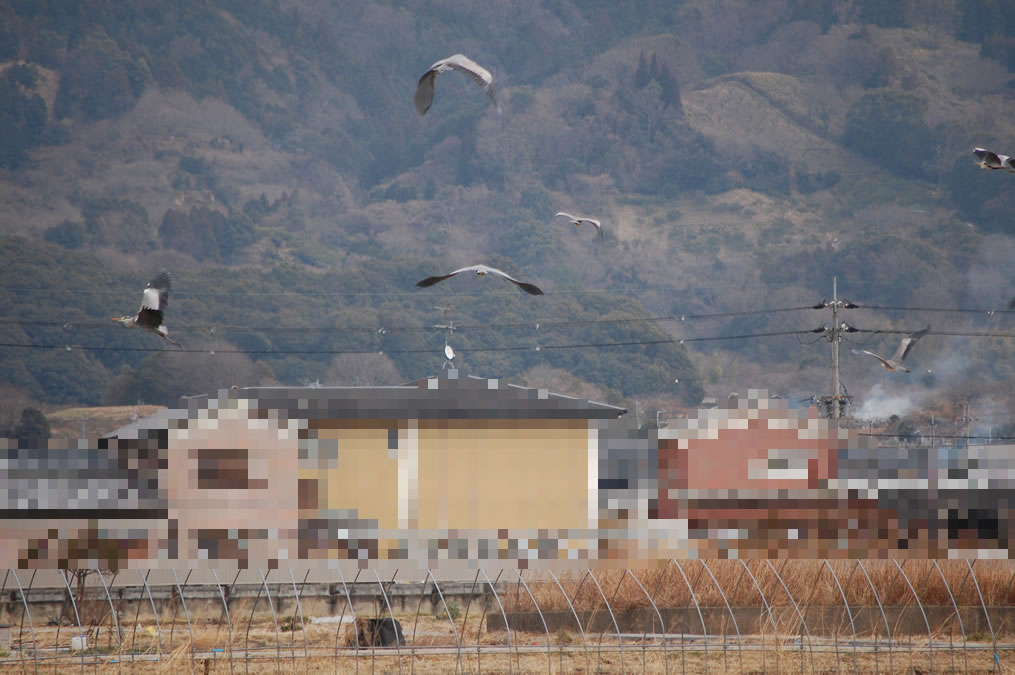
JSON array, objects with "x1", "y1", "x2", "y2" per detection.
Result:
[
  {"x1": 416, "y1": 264, "x2": 544, "y2": 296},
  {"x1": 554, "y1": 211, "x2": 604, "y2": 240},
  {"x1": 414, "y1": 54, "x2": 499, "y2": 116},
  {"x1": 112, "y1": 271, "x2": 182, "y2": 347},
  {"x1": 973, "y1": 147, "x2": 1015, "y2": 172},
  {"x1": 854, "y1": 326, "x2": 929, "y2": 373}
]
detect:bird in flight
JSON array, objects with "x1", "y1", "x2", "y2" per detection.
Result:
[
  {"x1": 112, "y1": 270, "x2": 182, "y2": 347},
  {"x1": 854, "y1": 326, "x2": 930, "y2": 373},
  {"x1": 416, "y1": 264, "x2": 544, "y2": 295},
  {"x1": 973, "y1": 147, "x2": 1015, "y2": 172},
  {"x1": 555, "y1": 212, "x2": 604, "y2": 239},
  {"x1": 414, "y1": 54, "x2": 498, "y2": 116}
]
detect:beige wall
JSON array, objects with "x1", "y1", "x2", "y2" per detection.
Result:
[
  {"x1": 416, "y1": 419, "x2": 590, "y2": 530},
  {"x1": 314, "y1": 421, "x2": 400, "y2": 532}
]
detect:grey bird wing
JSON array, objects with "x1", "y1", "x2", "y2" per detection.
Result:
[
  {"x1": 893, "y1": 326, "x2": 930, "y2": 363},
  {"x1": 482, "y1": 266, "x2": 544, "y2": 295},
  {"x1": 581, "y1": 218, "x2": 604, "y2": 239},
  {"x1": 140, "y1": 271, "x2": 171, "y2": 311},
  {"x1": 416, "y1": 269, "x2": 462, "y2": 288},
  {"x1": 974, "y1": 147, "x2": 1003, "y2": 168},
  {"x1": 858, "y1": 349, "x2": 892, "y2": 369},
  {"x1": 417, "y1": 265, "x2": 487, "y2": 287},
  {"x1": 1007, "y1": 296, "x2": 1015, "y2": 311},
  {"x1": 414, "y1": 69, "x2": 438, "y2": 116},
  {"x1": 415, "y1": 54, "x2": 497, "y2": 116},
  {"x1": 135, "y1": 308, "x2": 165, "y2": 332}
]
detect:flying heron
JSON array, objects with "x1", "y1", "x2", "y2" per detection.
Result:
[
  {"x1": 554, "y1": 212, "x2": 604, "y2": 240},
  {"x1": 414, "y1": 54, "x2": 499, "y2": 116},
  {"x1": 973, "y1": 147, "x2": 1015, "y2": 172},
  {"x1": 416, "y1": 264, "x2": 544, "y2": 295},
  {"x1": 853, "y1": 326, "x2": 930, "y2": 373},
  {"x1": 112, "y1": 270, "x2": 182, "y2": 347}
]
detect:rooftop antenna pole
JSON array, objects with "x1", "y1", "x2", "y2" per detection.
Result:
[{"x1": 434, "y1": 305, "x2": 457, "y2": 370}]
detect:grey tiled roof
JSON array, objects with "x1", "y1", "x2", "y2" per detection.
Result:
[{"x1": 105, "y1": 370, "x2": 626, "y2": 439}]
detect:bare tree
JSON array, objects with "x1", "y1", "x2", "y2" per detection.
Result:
[
  {"x1": 515, "y1": 366, "x2": 610, "y2": 403},
  {"x1": 627, "y1": 81, "x2": 672, "y2": 143},
  {"x1": 325, "y1": 353, "x2": 403, "y2": 386},
  {"x1": 0, "y1": 384, "x2": 35, "y2": 436},
  {"x1": 906, "y1": 0, "x2": 957, "y2": 48}
]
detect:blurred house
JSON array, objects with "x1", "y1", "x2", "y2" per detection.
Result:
[
  {"x1": 2, "y1": 370, "x2": 625, "y2": 568},
  {"x1": 3, "y1": 382, "x2": 1012, "y2": 568}
]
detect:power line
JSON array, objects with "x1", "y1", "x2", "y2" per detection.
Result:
[
  {"x1": 854, "y1": 304, "x2": 1015, "y2": 314},
  {"x1": 853, "y1": 328, "x2": 1015, "y2": 338},
  {"x1": 0, "y1": 304, "x2": 821, "y2": 334},
  {"x1": 0, "y1": 328, "x2": 823, "y2": 357},
  {"x1": 0, "y1": 279, "x2": 800, "y2": 299}
]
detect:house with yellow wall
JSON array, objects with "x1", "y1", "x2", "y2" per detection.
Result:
[{"x1": 97, "y1": 369, "x2": 627, "y2": 568}]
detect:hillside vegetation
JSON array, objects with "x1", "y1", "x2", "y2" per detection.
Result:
[{"x1": 1, "y1": 0, "x2": 1015, "y2": 416}]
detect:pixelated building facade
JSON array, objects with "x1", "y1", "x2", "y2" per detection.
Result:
[{"x1": 2, "y1": 375, "x2": 1011, "y2": 569}]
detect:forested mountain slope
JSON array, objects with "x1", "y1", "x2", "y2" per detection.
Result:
[{"x1": 1, "y1": 0, "x2": 1014, "y2": 415}]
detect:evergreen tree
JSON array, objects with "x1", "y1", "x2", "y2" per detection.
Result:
[
  {"x1": 657, "y1": 64, "x2": 682, "y2": 109},
  {"x1": 634, "y1": 51, "x2": 649, "y2": 88},
  {"x1": 15, "y1": 407, "x2": 50, "y2": 448}
]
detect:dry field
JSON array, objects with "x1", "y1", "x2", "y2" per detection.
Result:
[
  {"x1": 2, "y1": 560, "x2": 1014, "y2": 672},
  {"x1": 1, "y1": 614, "x2": 1007, "y2": 674}
]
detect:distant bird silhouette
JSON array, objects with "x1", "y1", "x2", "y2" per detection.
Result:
[
  {"x1": 854, "y1": 327, "x2": 930, "y2": 373},
  {"x1": 1007, "y1": 296, "x2": 1015, "y2": 311},
  {"x1": 414, "y1": 54, "x2": 498, "y2": 116},
  {"x1": 554, "y1": 212, "x2": 604, "y2": 240},
  {"x1": 416, "y1": 264, "x2": 543, "y2": 295},
  {"x1": 973, "y1": 147, "x2": 1015, "y2": 172},
  {"x1": 112, "y1": 271, "x2": 182, "y2": 347}
]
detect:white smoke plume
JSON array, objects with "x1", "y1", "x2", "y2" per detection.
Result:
[{"x1": 856, "y1": 383, "x2": 923, "y2": 420}]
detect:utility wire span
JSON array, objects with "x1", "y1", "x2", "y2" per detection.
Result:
[
  {"x1": 0, "y1": 329, "x2": 822, "y2": 357},
  {"x1": 0, "y1": 304, "x2": 821, "y2": 334},
  {"x1": 853, "y1": 304, "x2": 1015, "y2": 314},
  {"x1": 7, "y1": 301, "x2": 1013, "y2": 336},
  {"x1": 853, "y1": 328, "x2": 1015, "y2": 338}
]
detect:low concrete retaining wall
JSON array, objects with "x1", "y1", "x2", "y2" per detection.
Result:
[{"x1": 1, "y1": 581, "x2": 501, "y2": 625}]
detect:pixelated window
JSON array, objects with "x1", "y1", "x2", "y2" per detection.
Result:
[
  {"x1": 195, "y1": 448, "x2": 268, "y2": 490},
  {"x1": 748, "y1": 448, "x2": 811, "y2": 480}
]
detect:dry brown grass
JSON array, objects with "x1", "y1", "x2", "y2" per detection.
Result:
[
  {"x1": 46, "y1": 405, "x2": 166, "y2": 441},
  {"x1": 3, "y1": 560, "x2": 1013, "y2": 672},
  {"x1": 509, "y1": 559, "x2": 1015, "y2": 615}
]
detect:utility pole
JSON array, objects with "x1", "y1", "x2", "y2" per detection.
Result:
[
  {"x1": 831, "y1": 277, "x2": 841, "y2": 421},
  {"x1": 819, "y1": 277, "x2": 856, "y2": 421}
]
